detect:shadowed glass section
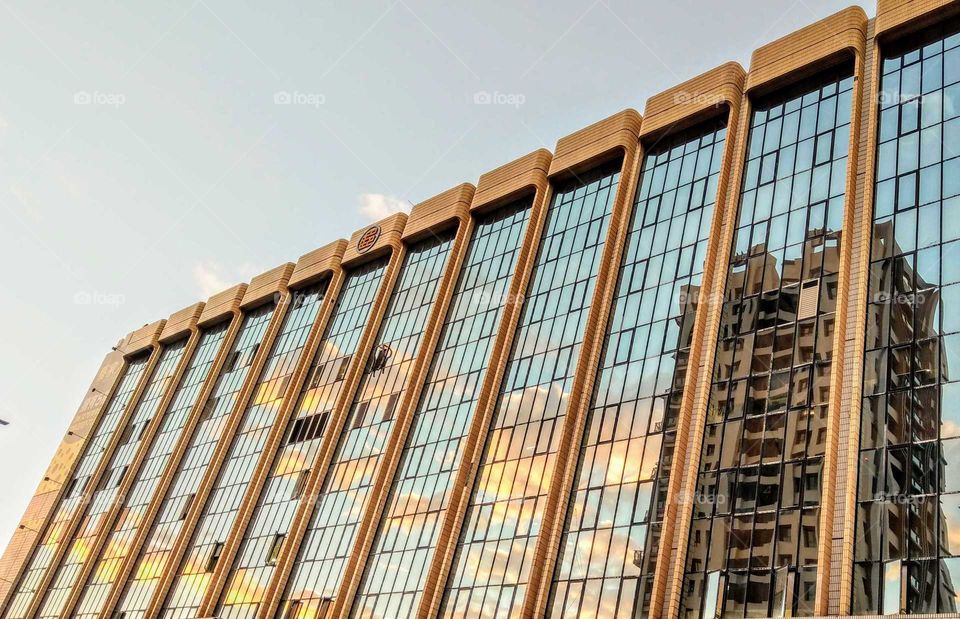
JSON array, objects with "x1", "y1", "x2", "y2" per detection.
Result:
[
  {"x1": 279, "y1": 235, "x2": 453, "y2": 618},
  {"x1": 351, "y1": 201, "x2": 531, "y2": 619},
  {"x1": 160, "y1": 283, "x2": 330, "y2": 619},
  {"x1": 113, "y1": 304, "x2": 276, "y2": 619},
  {"x1": 209, "y1": 257, "x2": 389, "y2": 618},
  {"x1": 4, "y1": 354, "x2": 150, "y2": 619},
  {"x1": 37, "y1": 340, "x2": 189, "y2": 618},
  {"x1": 72, "y1": 323, "x2": 230, "y2": 618},
  {"x1": 682, "y1": 71, "x2": 853, "y2": 619},
  {"x1": 853, "y1": 26, "x2": 960, "y2": 615},
  {"x1": 440, "y1": 162, "x2": 620, "y2": 618},
  {"x1": 549, "y1": 123, "x2": 726, "y2": 618}
]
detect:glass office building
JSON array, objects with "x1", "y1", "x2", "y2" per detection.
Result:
[{"x1": 5, "y1": 3, "x2": 960, "y2": 618}]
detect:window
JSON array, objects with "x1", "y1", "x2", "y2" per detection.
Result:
[
  {"x1": 199, "y1": 396, "x2": 218, "y2": 422},
  {"x1": 267, "y1": 533, "x2": 285, "y2": 565},
  {"x1": 137, "y1": 420, "x2": 150, "y2": 441},
  {"x1": 179, "y1": 493, "x2": 194, "y2": 521},
  {"x1": 382, "y1": 392, "x2": 400, "y2": 422},
  {"x1": 288, "y1": 413, "x2": 327, "y2": 444},
  {"x1": 336, "y1": 355, "x2": 350, "y2": 381},
  {"x1": 292, "y1": 470, "x2": 310, "y2": 500},
  {"x1": 119, "y1": 422, "x2": 135, "y2": 445},
  {"x1": 245, "y1": 342, "x2": 260, "y2": 367},
  {"x1": 206, "y1": 541, "x2": 224, "y2": 572},
  {"x1": 223, "y1": 350, "x2": 241, "y2": 373},
  {"x1": 308, "y1": 364, "x2": 324, "y2": 389}
]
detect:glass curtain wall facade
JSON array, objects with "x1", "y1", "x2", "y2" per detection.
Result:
[
  {"x1": 114, "y1": 305, "x2": 276, "y2": 618},
  {"x1": 5, "y1": 355, "x2": 151, "y2": 619},
  {"x1": 37, "y1": 341, "x2": 189, "y2": 618},
  {"x1": 21, "y1": 8, "x2": 960, "y2": 619},
  {"x1": 214, "y1": 259, "x2": 388, "y2": 618},
  {"x1": 73, "y1": 323, "x2": 231, "y2": 618},
  {"x1": 853, "y1": 25, "x2": 960, "y2": 615},
  {"x1": 280, "y1": 236, "x2": 454, "y2": 618},
  {"x1": 353, "y1": 202, "x2": 531, "y2": 618},
  {"x1": 681, "y1": 71, "x2": 853, "y2": 619},
  {"x1": 549, "y1": 124, "x2": 726, "y2": 619},
  {"x1": 441, "y1": 164, "x2": 619, "y2": 618},
  {"x1": 160, "y1": 284, "x2": 329, "y2": 618}
]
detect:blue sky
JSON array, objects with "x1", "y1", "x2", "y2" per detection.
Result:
[{"x1": 0, "y1": 0, "x2": 872, "y2": 549}]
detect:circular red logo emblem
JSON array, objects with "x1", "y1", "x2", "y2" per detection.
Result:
[{"x1": 357, "y1": 225, "x2": 381, "y2": 254}]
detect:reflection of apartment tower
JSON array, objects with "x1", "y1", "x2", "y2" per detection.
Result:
[
  {"x1": 8, "y1": 4, "x2": 960, "y2": 619},
  {"x1": 856, "y1": 218, "x2": 957, "y2": 613},
  {"x1": 682, "y1": 66, "x2": 850, "y2": 619}
]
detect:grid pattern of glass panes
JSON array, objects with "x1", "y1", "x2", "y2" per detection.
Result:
[
  {"x1": 37, "y1": 341, "x2": 188, "y2": 618},
  {"x1": 213, "y1": 259, "x2": 388, "y2": 619},
  {"x1": 160, "y1": 284, "x2": 329, "y2": 619},
  {"x1": 4, "y1": 354, "x2": 150, "y2": 619},
  {"x1": 550, "y1": 124, "x2": 726, "y2": 618},
  {"x1": 681, "y1": 72, "x2": 853, "y2": 619},
  {"x1": 279, "y1": 236, "x2": 454, "y2": 618},
  {"x1": 853, "y1": 28, "x2": 960, "y2": 615},
  {"x1": 352, "y1": 202, "x2": 531, "y2": 619},
  {"x1": 114, "y1": 305, "x2": 275, "y2": 619},
  {"x1": 73, "y1": 323, "x2": 230, "y2": 618},
  {"x1": 441, "y1": 163, "x2": 620, "y2": 618}
]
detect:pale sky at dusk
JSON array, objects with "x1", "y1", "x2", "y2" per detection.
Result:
[{"x1": 0, "y1": 0, "x2": 873, "y2": 549}]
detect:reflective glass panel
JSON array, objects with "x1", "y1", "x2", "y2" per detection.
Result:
[
  {"x1": 160, "y1": 282, "x2": 332, "y2": 618},
  {"x1": 279, "y1": 236, "x2": 453, "y2": 617},
  {"x1": 549, "y1": 123, "x2": 726, "y2": 618},
  {"x1": 682, "y1": 70, "x2": 854, "y2": 619},
  {"x1": 854, "y1": 25, "x2": 960, "y2": 616},
  {"x1": 441, "y1": 162, "x2": 620, "y2": 617},
  {"x1": 351, "y1": 201, "x2": 531, "y2": 618},
  {"x1": 114, "y1": 304, "x2": 276, "y2": 618},
  {"x1": 4, "y1": 355, "x2": 151, "y2": 619},
  {"x1": 72, "y1": 323, "x2": 231, "y2": 618}
]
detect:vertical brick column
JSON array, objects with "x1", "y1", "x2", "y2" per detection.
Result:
[
  {"x1": 822, "y1": 21, "x2": 872, "y2": 618},
  {"x1": 664, "y1": 93, "x2": 750, "y2": 619},
  {"x1": 195, "y1": 242, "x2": 347, "y2": 617},
  {"x1": 58, "y1": 304, "x2": 209, "y2": 619},
  {"x1": 257, "y1": 214, "x2": 411, "y2": 619},
  {"x1": 639, "y1": 63, "x2": 746, "y2": 619},
  {"x1": 142, "y1": 263, "x2": 296, "y2": 619},
  {"x1": 327, "y1": 185, "x2": 476, "y2": 618},
  {"x1": 413, "y1": 150, "x2": 554, "y2": 619},
  {"x1": 520, "y1": 111, "x2": 644, "y2": 618},
  {"x1": 21, "y1": 320, "x2": 168, "y2": 619},
  {"x1": 97, "y1": 284, "x2": 248, "y2": 619}
]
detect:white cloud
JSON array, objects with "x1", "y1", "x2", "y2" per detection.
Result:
[
  {"x1": 192, "y1": 261, "x2": 260, "y2": 297},
  {"x1": 358, "y1": 193, "x2": 409, "y2": 221}
]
